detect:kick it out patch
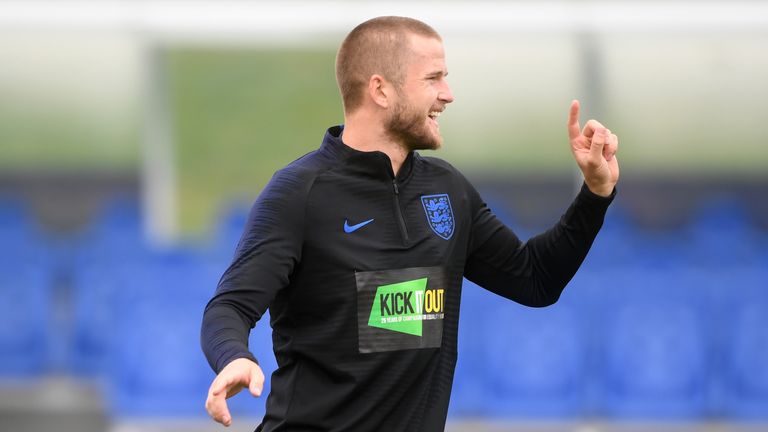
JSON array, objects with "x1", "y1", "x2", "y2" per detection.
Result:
[{"x1": 356, "y1": 266, "x2": 446, "y2": 354}]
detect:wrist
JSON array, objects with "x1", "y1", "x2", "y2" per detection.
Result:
[{"x1": 585, "y1": 181, "x2": 614, "y2": 197}]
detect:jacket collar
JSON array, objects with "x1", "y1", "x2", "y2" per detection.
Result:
[{"x1": 320, "y1": 125, "x2": 416, "y2": 183}]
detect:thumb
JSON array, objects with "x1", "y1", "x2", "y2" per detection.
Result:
[{"x1": 591, "y1": 127, "x2": 607, "y2": 160}]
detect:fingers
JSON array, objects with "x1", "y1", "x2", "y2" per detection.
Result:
[
  {"x1": 249, "y1": 365, "x2": 265, "y2": 397},
  {"x1": 567, "y1": 99, "x2": 581, "y2": 140},
  {"x1": 604, "y1": 131, "x2": 618, "y2": 162},
  {"x1": 590, "y1": 127, "x2": 607, "y2": 161},
  {"x1": 205, "y1": 358, "x2": 264, "y2": 427},
  {"x1": 206, "y1": 381, "x2": 233, "y2": 427},
  {"x1": 568, "y1": 101, "x2": 608, "y2": 144},
  {"x1": 568, "y1": 100, "x2": 617, "y2": 164},
  {"x1": 210, "y1": 374, "x2": 234, "y2": 396},
  {"x1": 582, "y1": 119, "x2": 605, "y2": 139}
]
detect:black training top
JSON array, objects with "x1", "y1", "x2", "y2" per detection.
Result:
[{"x1": 201, "y1": 125, "x2": 615, "y2": 432}]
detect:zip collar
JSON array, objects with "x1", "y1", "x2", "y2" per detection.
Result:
[{"x1": 320, "y1": 125, "x2": 417, "y2": 184}]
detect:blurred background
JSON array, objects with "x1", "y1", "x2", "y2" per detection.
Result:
[{"x1": 1, "y1": 1, "x2": 767, "y2": 431}]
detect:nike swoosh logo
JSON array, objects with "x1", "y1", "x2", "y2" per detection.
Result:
[{"x1": 344, "y1": 218, "x2": 374, "y2": 233}]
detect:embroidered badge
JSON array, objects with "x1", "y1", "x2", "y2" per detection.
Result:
[{"x1": 420, "y1": 194, "x2": 455, "y2": 240}]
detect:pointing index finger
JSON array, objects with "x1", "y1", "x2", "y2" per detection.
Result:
[{"x1": 568, "y1": 99, "x2": 581, "y2": 140}]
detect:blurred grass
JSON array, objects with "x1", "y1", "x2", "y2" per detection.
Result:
[
  {"x1": 0, "y1": 90, "x2": 140, "y2": 171},
  {"x1": 2, "y1": 36, "x2": 766, "y2": 235},
  {"x1": 167, "y1": 48, "x2": 343, "y2": 233},
  {"x1": 0, "y1": 34, "x2": 141, "y2": 171},
  {"x1": 166, "y1": 46, "x2": 578, "y2": 234},
  {"x1": 165, "y1": 38, "x2": 768, "y2": 234}
]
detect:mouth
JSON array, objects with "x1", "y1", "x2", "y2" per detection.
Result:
[{"x1": 427, "y1": 110, "x2": 443, "y2": 127}]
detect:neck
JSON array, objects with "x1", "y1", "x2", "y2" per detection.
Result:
[{"x1": 341, "y1": 111, "x2": 409, "y2": 176}]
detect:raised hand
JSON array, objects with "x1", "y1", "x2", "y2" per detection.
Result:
[
  {"x1": 567, "y1": 100, "x2": 619, "y2": 197},
  {"x1": 205, "y1": 357, "x2": 265, "y2": 427}
]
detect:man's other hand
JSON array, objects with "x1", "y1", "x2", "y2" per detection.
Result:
[
  {"x1": 205, "y1": 357, "x2": 265, "y2": 427},
  {"x1": 567, "y1": 100, "x2": 620, "y2": 197}
]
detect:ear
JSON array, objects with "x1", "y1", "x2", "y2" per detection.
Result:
[{"x1": 368, "y1": 74, "x2": 393, "y2": 109}]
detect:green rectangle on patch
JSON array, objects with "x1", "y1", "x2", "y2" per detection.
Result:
[
  {"x1": 356, "y1": 267, "x2": 447, "y2": 354},
  {"x1": 368, "y1": 277, "x2": 428, "y2": 336}
]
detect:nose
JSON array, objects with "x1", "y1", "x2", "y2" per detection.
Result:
[{"x1": 439, "y1": 80, "x2": 455, "y2": 104}]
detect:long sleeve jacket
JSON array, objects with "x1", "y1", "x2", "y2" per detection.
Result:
[{"x1": 201, "y1": 125, "x2": 615, "y2": 432}]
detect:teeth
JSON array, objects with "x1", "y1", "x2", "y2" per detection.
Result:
[{"x1": 429, "y1": 111, "x2": 441, "y2": 118}]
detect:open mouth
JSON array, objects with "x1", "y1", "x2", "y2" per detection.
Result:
[{"x1": 428, "y1": 110, "x2": 442, "y2": 126}]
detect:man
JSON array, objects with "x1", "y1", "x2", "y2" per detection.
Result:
[{"x1": 201, "y1": 16, "x2": 618, "y2": 431}]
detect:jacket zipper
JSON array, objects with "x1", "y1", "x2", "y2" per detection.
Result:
[{"x1": 392, "y1": 179, "x2": 410, "y2": 243}]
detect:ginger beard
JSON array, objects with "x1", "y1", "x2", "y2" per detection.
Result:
[{"x1": 385, "y1": 94, "x2": 443, "y2": 152}]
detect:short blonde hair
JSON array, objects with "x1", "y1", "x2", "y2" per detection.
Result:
[{"x1": 335, "y1": 16, "x2": 441, "y2": 113}]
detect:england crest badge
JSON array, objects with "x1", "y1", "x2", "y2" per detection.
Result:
[{"x1": 421, "y1": 194, "x2": 455, "y2": 240}]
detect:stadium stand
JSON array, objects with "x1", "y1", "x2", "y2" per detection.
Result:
[
  {"x1": 106, "y1": 249, "x2": 218, "y2": 417},
  {"x1": 0, "y1": 265, "x2": 52, "y2": 376},
  {"x1": 716, "y1": 268, "x2": 768, "y2": 420},
  {"x1": 594, "y1": 268, "x2": 711, "y2": 419},
  {"x1": 2, "y1": 191, "x2": 767, "y2": 427},
  {"x1": 478, "y1": 286, "x2": 590, "y2": 419}
]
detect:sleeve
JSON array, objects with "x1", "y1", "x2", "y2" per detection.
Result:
[
  {"x1": 200, "y1": 166, "x2": 309, "y2": 373},
  {"x1": 464, "y1": 181, "x2": 615, "y2": 307}
]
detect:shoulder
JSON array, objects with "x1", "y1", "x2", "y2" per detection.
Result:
[
  {"x1": 416, "y1": 154, "x2": 484, "y2": 213},
  {"x1": 242, "y1": 149, "x2": 341, "y2": 233},
  {"x1": 417, "y1": 154, "x2": 475, "y2": 189},
  {"x1": 417, "y1": 154, "x2": 460, "y2": 174},
  {"x1": 262, "y1": 148, "x2": 339, "y2": 202}
]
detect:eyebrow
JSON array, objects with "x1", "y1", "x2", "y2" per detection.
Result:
[{"x1": 426, "y1": 70, "x2": 448, "y2": 78}]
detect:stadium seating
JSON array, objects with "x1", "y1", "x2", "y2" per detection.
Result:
[
  {"x1": 103, "y1": 247, "x2": 277, "y2": 418},
  {"x1": 0, "y1": 265, "x2": 51, "y2": 376},
  {"x1": 581, "y1": 203, "x2": 642, "y2": 267},
  {"x1": 686, "y1": 198, "x2": 764, "y2": 267},
  {"x1": 106, "y1": 250, "x2": 220, "y2": 417},
  {"x1": 715, "y1": 268, "x2": 768, "y2": 420},
  {"x1": 70, "y1": 263, "x2": 127, "y2": 377},
  {"x1": 593, "y1": 267, "x2": 711, "y2": 419},
  {"x1": 450, "y1": 280, "x2": 497, "y2": 417},
  {"x1": 473, "y1": 281, "x2": 591, "y2": 419},
  {"x1": 68, "y1": 196, "x2": 150, "y2": 376},
  {"x1": 3, "y1": 190, "x2": 768, "y2": 423},
  {"x1": 0, "y1": 194, "x2": 62, "y2": 375}
]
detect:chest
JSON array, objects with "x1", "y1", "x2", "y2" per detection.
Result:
[{"x1": 302, "y1": 174, "x2": 469, "y2": 271}]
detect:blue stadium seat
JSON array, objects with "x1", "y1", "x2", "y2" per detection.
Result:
[
  {"x1": 205, "y1": 201, "x2": 252, "y2": 275},
  {"x1": 686, "y1": 198, "x2": 763, "y2": 267},
  {"x1": 0, "y1": 265, "x2": 51, "y2": 376},
  {"x1": 107, "y1": 252, "x2": 217, "y2": 417},
  {"x1": 215, "y1": 201, "x2": 251, "y2": 244},
  {"x1": 71, "y1": 195, "x2": 149, "y2": 268},
  {"x1": 70, "y1": 264, "x2": 127, "y2": 377},
  {"x1": 68, "y1": 203, "x2": 166, "y2": 377},
  {"x1": 583, "y1": 203, "x2": 644, "y2": 269},
  {"x1": 0, "y1": 194, "x2": 58, "y2": 267},
  {"x1": 95, "y1": 195, "x2": 143, "y2": 234},
  {"x1": 595, "y1": 268, "x2": 711, "y2": 419},
  {"x1": 717, "y1": 268, "x2": 768, "y2": 420},
  {"x1": 474, "y1": 282, "x2": 591, "y2": 419},
  {"x1": 106, "y1": 248, "x2": 276, "y2": 419},
  {"x1": 482, "y1": 194, "x2": 530, "y2": 240},
  {"x1": 449, "y1": 279, "x2": 497, "y2": 417},
  {"x1": 0, "y1": 194, "x2": 33, "y2": 237}
]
